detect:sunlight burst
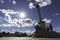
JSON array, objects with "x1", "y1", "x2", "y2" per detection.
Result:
[{"x1": 19, "y1": 12, "x2": 26, "y2": 18}]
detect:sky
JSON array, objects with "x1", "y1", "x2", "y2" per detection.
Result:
[{"x1": 0, "y1": 0, "x2": 60, "y2": 34}]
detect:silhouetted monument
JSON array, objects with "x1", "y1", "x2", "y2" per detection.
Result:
[
  {"x1": 32, "y1": 2, "x2": 46, "y2": 37},
  {"x1": 36, "y1": 3, "x2": 46, "y2": 31},
  {"x1": 47, "y1": 26, "x2": 49, "y2": 31},
  {"x1": 49, "y1": 24, "x2": 53, "y2": 31},
  {"x1": 31, "y1": 2, "x2": 60, "y2": 38}
]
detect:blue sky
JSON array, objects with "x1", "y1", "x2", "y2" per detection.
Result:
[{"x1": 0, "y1": 0, "x2": 60, "y2": 34}]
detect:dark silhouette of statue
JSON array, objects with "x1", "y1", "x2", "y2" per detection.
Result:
[
  {"x1": 47, "y1": 26, "x2": 49, "y2": 31},
  {"x1": 49, "y1": 24, "x2": 53, "y2": 31}
]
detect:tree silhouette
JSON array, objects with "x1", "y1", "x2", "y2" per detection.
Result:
[
  {"x1": 2, "y1": 32, "x2": 6, "y2": 36},
  {"x1": 15, "y1": 32, "x2": 20, "y2": 37}
]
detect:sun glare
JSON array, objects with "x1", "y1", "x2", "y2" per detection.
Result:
[{"x1": 19, "y1": 12, "x2": 26, "y2": 18}]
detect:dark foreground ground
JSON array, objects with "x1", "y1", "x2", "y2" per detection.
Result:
[{"x1": 0, "y1": 37, "x2": 60, "y2": 40}]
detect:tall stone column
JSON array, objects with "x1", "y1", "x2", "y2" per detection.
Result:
[{"x1": 36, "y1": 3, "x2": 46, "y2": 31}]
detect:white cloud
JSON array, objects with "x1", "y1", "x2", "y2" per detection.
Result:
[
  {"x1": 0, "y1": 9, "x2": 17, "y2": 14},
  {"x1": 35, "y1": 0, "x2": 41, "y2": 2},
  {"x1": 29, "y1": 2, "x2": 35, "y2": 9},
  {"x1": 28, "y1": 0, "x2": 52, "y2": 9},
  {"x1": 0, "y1": 23, "x2": 12, "y2": 27},
  {"x1": 0, "y1": 0, "x2": 16, "y2": 4},
  {"x1": 52, "y1": 13, "x2": 59, "y2": 16},
  {"x1": 0, "y1": 0, "x2": 4, "y2": 3},
  {"x1": 0, "y1": 9, "x2": 17, "y2": 24},
  {"x1": 12, "y1": 0, "x2": 16, "y2": 5},
  {"x1": 38, "y1": 0, "x2": 51, "y2": 7},
  {"x1": 17, "y1": 18, "x2": 38, "y2": 27},
  {"x1": 0, "y1": 18, "x2": 37, "y2": 27},
  {"x1": 0, "y1": 9, "x2": 37, "y2": 27},
  {"x1": 43, "y1": 18, "x2": 51, "y2": 23},
  {"x1": 39, "y1": 0, "x2": 51, "y2": 7},
  {"x1": 55, "y1": 13, "x2": 59, "y2": 16}
]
